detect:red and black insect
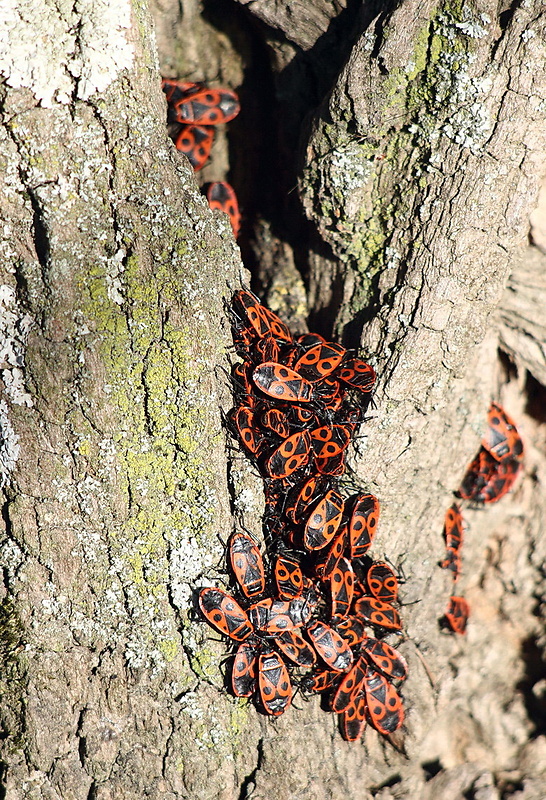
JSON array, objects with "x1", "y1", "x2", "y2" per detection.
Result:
[
  {"x1": 248, "y1": 590, "x2": 318, "y2": 634},
  {"x1": 346, "y1": 493, "x2": 380, "y2": 558},
  {"x1": 482, "y1": 402, "x2": 524, "y2": 463},
  {"x1": 313, "y1": 377, "x2": 346, "y2": 411},
  {"x1": 230, "y1": 321, "x2": 258, "y2": 359},
  {"x1": 232, "y1": 290, "x2": 292, "y2": 343},
  {"x1": 303, "y1": 489, "x2": 344, "y2": 550},
  {"x1": 265, "y1": 430, "x2": 312, "y2": 479},
  {"x1": 285, "y1": 475, "x2": 328, "y2": 524},
  {"x1": 353, "y1": 596, "x2": 402, "y2": 632},
  {"x1": 329, "y1": 557, "x2": 355, "y2": 619},
  {"x1": 315, "y1": 451, "x2": 347, "y2": 477},
  {"x1": 228, "y1": 405, "x2": 265, "y2": 458},
  {"x1": 334, "y1": 615, "x2": 366, "y2": 648},
  {"x1": 287, "y1": 405, "x2": 318, "y2": 428},
  {"x1": 274, "y1": 554, "x2": 304, "y2": 600},
  {"x1": 439, "y1": 503, "x2": 464, "y2": 579},
  {"x1": 274, "y1": 630, "x2": 316, "y2": 667},
  {"x1": 330, "y1": 657, "x2": 367, "y2": 713},
  {"x1": 335, "y1": 357, "x2": 376, "y2": 394},
  {"x1": 457, "y1": 447, "x2": 494, "y2": 501},
  {"x1": 366, "y1": 561, "x2": 399, "y2": 603},
  {"x1": 258, "y1": 649, "x2": 293, "y2": 716},
  {"x1": 254, "y1": 335, "x2": 282, "y2": 365},
  {"x1": 309, "y1": 424, "x2": 351, "y2": 460},
  {"x1": 162, "y1": 78, "x2": 202, "y2": 105},
  {"x1": 261, "y1": 408, "x2": 290, "y2": 439},
  {"x1": 340, "y1": 694, "x2": 367, "y2": 741},
  {"x1": 363, "y1": 665, "x2": 404, "y2": 734},
  {"x1": 473, "y1": 457, "x2": 521, "y2": 503},
  {"x1": 362, "y1": 637, "x2": 408, "y2": 681},
  {"x1": 443, "y1": 595, "x2": 469, "y2": 635},
  {"x1": 458, "y1": 447, "x2": 521, "y2": 504},
  {"x1": 173, "y1": 124, "x2": 214, "y2": 171},
  {"x1": 169, "y1": 87, "x2": 240, "y2": 126},
  {"x1": 253, "y1": 362, "x2": 314, "y2": 404},
  {"x1": 229, "y1": 531, "x2": 266, "y2": 599},
  {"x1": 294, "y1": 342, "x2": 346, "y2": 382},
  {"x1": 206, "y1": 181, "x2": 241, "y2": 238},
  {"x1": 306, "y1": 620, "x2": 354, "y2": 672},
  {"x1": 230, "y1": 362, "x2": 256, "y2": 405},
  {"x1": 314, "y1": 523, "x2": 348, "y2": 579},
  {"x1": 458, "y1": 402, "x2": 524, "y2": 504},
  {"x1": 232, "y1": 639, "x2": 258, "y2": 697},
  {"x1": 199, "y1": 587, "x2": 253, "y2": 641},
  {"x1": 296, "y1": 332, "x2": 326, "y2": 349},
  {"x1": 300, "y1": 669, "x2": 340, "y2": 694}
]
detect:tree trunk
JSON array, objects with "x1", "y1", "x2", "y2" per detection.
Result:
[{"x1": 1, "y1": 1, "x2": 546, "y2": 799}]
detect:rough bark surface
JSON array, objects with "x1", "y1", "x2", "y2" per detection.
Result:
[
  {"x1": 1, "y1": 1, "x2": 546, "y2": 799},
  {"x1": 497, "y1": 248, "x2": 546, "y2": 387},
  {"x1": 0, "y1": 1, "x2": 252, "y2": 798}
]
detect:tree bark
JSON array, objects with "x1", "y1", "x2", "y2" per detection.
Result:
[
  {"x1": 1, "y1": 1, "x2": 546, "y2": 799},
  {"x1": 0, "y1": 2, "x2": 253, "y2": 798}
]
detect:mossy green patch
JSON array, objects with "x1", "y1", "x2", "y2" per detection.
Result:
[
  {"x1": 78, "y1": 438, "x2": 92, "y2": 457},
  {"x1": 406, "y1": 23, "x2": 431, "y2": 82},
  {"x1": 74, "y1": 202, "x2": 226, "y2": 668},
  {"x1": 0, "y1": 597, "x2": 27, "y2": 750},
  {"x1": 159, "y1": 637, "x2": 179, "y2": 662},
  {"x1": 229, "y1": 700, "x2": 250, "y2": 738},
  {"x1": 190, "y1": 642, "x2": 221, "y2": 682}
]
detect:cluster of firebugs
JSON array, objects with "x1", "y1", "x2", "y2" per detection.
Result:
[
  {"x1": 440, "y1": 401, "x2": 525, "y2": 633},
  {"x1": 162, "y1": 79, "x2": 241, "y2": 238},
  {"x1": 199, "y1": 288, "x2": 409, "y2": 741},
  {"x1": 196, "y1": 288, "x2": 525, "y2": 741},
  {"x1": 160, "y1": 77, "x2": 526, "y2": 739}
]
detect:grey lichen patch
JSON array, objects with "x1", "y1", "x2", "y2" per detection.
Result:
[
  {"x1": 0, "y1": 400, "x2": 20, "y2": 488},
  {"x1": 302, "y1": 129, "x2": 399, "y2": 317},
  {"x1": 401, "y1": 3, "x2": 493, "y2": 154},
  {"x1": 176, "y1": 687, "x2": 248, "y2": 754},
  {"x1": 0, "y1": 0, "x2": 135, "y2": 106},
  {"x1": 0, "y1": 283, "x2": 34, "y2": 407}
]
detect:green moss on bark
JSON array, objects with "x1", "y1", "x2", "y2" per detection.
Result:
[
  {"x1": 0, "y1": 597, "x2": 27, "y2": 749},
  {"x1": 303, "y1": 2, "x2": 493, "y2": 316},
  {"x1": 75, "y1": 221, "x2": 227, "y2": 664}
]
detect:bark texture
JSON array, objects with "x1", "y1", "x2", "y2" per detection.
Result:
[
  {"x1": 0, "y1": 1, "x2": 252, "y2": 797},
  {"x1": 1, "y1": 0, "x2": 546, "y2": 799}
]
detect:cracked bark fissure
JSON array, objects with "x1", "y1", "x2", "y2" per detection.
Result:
[{"x1": 1, "y1": 0, "x2": 546, "y2": 799}]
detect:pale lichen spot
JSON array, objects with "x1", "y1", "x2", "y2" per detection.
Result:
[
  {"x1": 0, "y1": 284, "x2": 34, "y2": 407},
  {"x1": 0, "y1": 399, "x2": 20, "y2": 487},
  {"x1": 0, "y1": 0, "x2": 134, "y2": 107}
]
